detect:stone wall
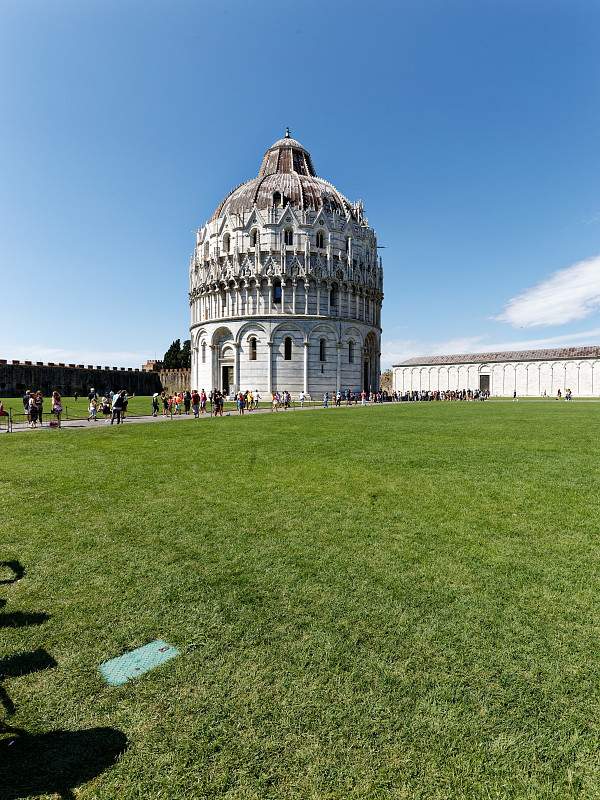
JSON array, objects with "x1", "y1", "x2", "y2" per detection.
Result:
[
  {"x1": 393, "y1": 357, "x2": 600, "y2": 397},
  {"x1": 158, "y1": 369, "x2": 191, "y2": 393},
  {"x1": 0, "y1": 360, "x2": 161, "y2": 397}
]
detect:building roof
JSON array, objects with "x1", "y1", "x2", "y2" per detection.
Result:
[
  {"x1": 210, "y1": 129, "x2": 356, "y2": 222},
  {"x1": 394, "y1": 345, "x2": 600, "y2": 367}
]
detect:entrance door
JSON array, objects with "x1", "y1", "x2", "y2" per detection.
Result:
[
  {"x1": 363, "y1": 360, "x2": 370, "y2": 393},
  {"x1": 221, "y1": 365, "x2": 234, "y2": 395},
  {"x1": 479, "y1": 374, "x2": 490, "y2": 393}
]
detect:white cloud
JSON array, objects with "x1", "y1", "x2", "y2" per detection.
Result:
[
  {"x1": 1, "y1": 346, "x2": 152, "y2": 368},
  {"x1": 381, "y1": 327, "x2": 600, "y2": 368},
  {"x1": 495, "y1": 255, "x2": 600, "y2": 328}
]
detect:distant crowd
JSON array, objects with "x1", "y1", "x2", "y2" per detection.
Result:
[{"x1": 391, "y1": 389, "x2": 491, "y2": 402}]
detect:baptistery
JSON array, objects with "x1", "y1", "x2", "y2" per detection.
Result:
[{"x1": 189, "y1": 130, "x2": 383, "y2": 397}]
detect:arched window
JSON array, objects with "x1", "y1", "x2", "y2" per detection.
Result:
[
  {"x1": 284, "y1": 228, "x2": 294, "y2": 246},
  {"x1": 319, "y1": 338, "x2": 326, "y2": 362},
  {"x1": 316, "y1": 230, "x2": 325, "y2": 249},
  {"x1": 273, "y1": 279, "x2": 282, "y2": 304},
  {"x1": 223, "y1": 233, "x2": 230, "y2": 253},
  {"x1": 284, "y1": 337, "x2": 292, "y2": 361},
  {"x1": 249, "y1": 337, "x2": 257, "y2": 361},
  {"x1": 250, "y1": 229, "x2": 258, "y2": 247},
  {"x1": 201, "y1": 342, "x2": 206, "y2": 363},
  {"x1": 273, "y1": 191, "x2": 282, "y2": 208},
  {"x1": 348, "y1": 341, "x2": 354, "y2": 363},
  {"x1": 330, "y1": 284, "x2": 338, "y2": 312}
]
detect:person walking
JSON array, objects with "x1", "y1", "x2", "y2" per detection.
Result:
[
  {"x1": 121, "y1": 392, "x2": 129, "y2": 420},
  {"x1": 51, "y1": 391, "x2": 63, "y2": 428},
  {"x1": 88, "y1": 396, "x2": 97, "y2": 422},
  {"x1": 323, "y1": 392, "x2": 329, "y2": 408},
  {"x1": 35, "y1": 391, "x2": 44, "y2": 426},
  {"x1": 184, "y1": 390, "x2": 191, "y2": 415},
  {"x1": 191, "y1": 389, "x2": 200, "y2": 418},
  {"x1": 28, "y1": 394, "x2": 38, "y2": 428},
  {"x1": 22, "y1": 390, "x2": 31, "y2": 424},
  {"x1": 152, "y1": 393, "x2": 159, "y2": 417},
  {"x1": 111, "y1": 390, "x2": 124, "y2": 425}
]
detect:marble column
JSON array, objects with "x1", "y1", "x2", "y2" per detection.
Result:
[{"x1": 303, "y1": 342, "x2": 309, "y2": 395}]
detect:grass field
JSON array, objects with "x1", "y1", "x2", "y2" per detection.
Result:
[{"x1": 1, "y1": 402, "x2": 599, "y2": 799}]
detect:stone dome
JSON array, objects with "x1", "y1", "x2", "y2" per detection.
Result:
[{"x1": 211, "y1": 129, "x2": 356, "y2": 221}]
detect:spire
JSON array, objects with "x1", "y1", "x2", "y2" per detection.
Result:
[{"x1": 285, "y1": 126, "x2": 291, "y2": 138}]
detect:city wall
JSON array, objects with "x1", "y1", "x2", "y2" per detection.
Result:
[
  {"x1": 158, "y1": 369, "x2": 191, "y2": 393},
  {"x1": 0, "y1": 360, "x2": 161, "y2": 397}
]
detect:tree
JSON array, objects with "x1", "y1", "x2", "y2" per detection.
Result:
[
  {"x1": 163, "y1": 339, "x2": 182, "y2": 368},
  {"x1": 180, "y1": 339, "x2": 191, "y2": 368}
]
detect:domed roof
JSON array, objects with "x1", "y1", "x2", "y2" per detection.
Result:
[{"x1": 211, "y1": 129, "x2": 356, "y2": 222}]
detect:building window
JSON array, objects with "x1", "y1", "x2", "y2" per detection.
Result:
[
  {"x1": 330, "y1": 284, "x2": 338, "y2": 311},
  {"x1": 250, "y1": 229, "x2": 258, "y2": 247},
  {"x1": 273, "y1": 280, "x2": 282, "y2": 304},
  {"x1": 273, "y1": 191, "x2": 282, "y2": 208},
  {"x1": 284, "y1": 337, "x2": 292, "y2": 361},
  {"x1": 204, "y1": 242, "x2": 209, "y2": 259},
  {"x1": 284, "y1": 228, "x2": 293, "y2": 246},
  {"x1": 202, "y1": 342, "x2": 206, "y2": 363},
  {"x1": 249, "y1": 337, "x2": 257, "y2": 361},
  {"x1": 348, "y1": 341, "x2": 354, "y2": 363},
  {"x1": 316, "y1": 230, "x2": 325, "y2": 248},
  {"x1": 223, "y1": 233, "x2": 230, "y2": 253},
  {"x1": 319, "y1": 338, "x2": 326, "y2": 362}
]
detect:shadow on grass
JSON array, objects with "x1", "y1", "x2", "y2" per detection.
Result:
[
  {"x1": 0, "y1": 561, "x2": 25, "y2": 585},
  {"x1": 0, "y1": 649, "x2": 57, "y2": 680},
  {"x1": 0, "y1": 649, "x2": 57, "y2": 718},
  {"x1": 0, "y1": 611, "x2": 50, "y2": 628},
  {"x1": 0, "y1": 726, "x2": 128, "y2": 800}
]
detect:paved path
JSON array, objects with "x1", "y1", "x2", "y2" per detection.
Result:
[{"x1": 3, "y1": 402, "x2": 381, "y2": 435}]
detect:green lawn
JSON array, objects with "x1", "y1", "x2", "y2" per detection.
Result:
[{"x1": 1, "y1": 403, "x2": 599, "y2": 799}]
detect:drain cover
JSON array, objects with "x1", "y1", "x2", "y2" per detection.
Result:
[{"x1": 99, "y1": 640, "x2": 179, "y2": 686}]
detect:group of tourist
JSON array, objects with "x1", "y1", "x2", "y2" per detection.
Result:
[
  {"x1": 86, "y1": 388, "x2": 130, "y2": 425},
  {"x1": 391, "y1": 389, "x2": 490, "y2": 402},
  {"x1": 16, "y1": 389, "x2": 64, "y2": 428}
]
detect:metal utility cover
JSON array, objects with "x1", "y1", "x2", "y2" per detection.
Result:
[{"x1": 99, "y1": 640, "x2": 179, "y2": 686}]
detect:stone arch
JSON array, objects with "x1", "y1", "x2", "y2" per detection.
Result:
[
  {"x1": 526, "y1": 362, "x2": 539, "y2": 396},
  {"x1": 270, "y1": 320, "x2": 308, "y2": 345},
  {"x1": 308, "y1": 321, "x2": 340, "y2": 346},
  {"x1": 342, "y1": 326, "x2": 364, "y2": 348},
  {"x1": 363, "y1": 330, "x2": 378, "y2": 392},
  {"x1": 192, "y1": 327, "x2": 208, "y2": 349},
  {"x1": 211, "y1": 325, "x2": 234, "y2": 347},
  {"x1": 235, "y1": 321, "x2": 267, "y2": 346},
  {"x1": 551, "y1": 361, "x2": 566, "y2": 395},
  {"x1": 579, "y1": 359, "x2": 593, "y2": 395}
]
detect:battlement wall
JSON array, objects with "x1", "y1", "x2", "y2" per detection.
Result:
[{"x1": 0, "y1": 360, "x2": 162, "y2": 396}]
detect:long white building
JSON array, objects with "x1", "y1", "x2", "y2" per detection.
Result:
[
  {"x1": 189, "y1": 130, "x2": 383, "y2": 397},
  {"x1": 393, "y1": 346, "x2": 600, "y2": 397}
]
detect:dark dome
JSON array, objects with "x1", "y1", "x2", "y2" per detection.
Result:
[{"x1": 211, "y1": 130, "x2": 355, "y2": 221}]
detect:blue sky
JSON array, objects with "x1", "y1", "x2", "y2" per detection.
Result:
[{"x1": 1, "y1": 0, "x2": 599, "y2": 368}]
